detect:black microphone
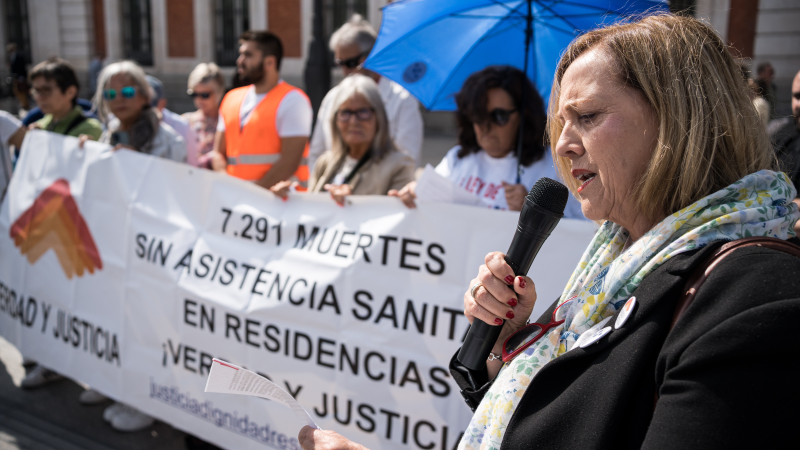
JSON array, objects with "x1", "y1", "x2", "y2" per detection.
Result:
[{"x1": 457, "y1": 177, "x2": 569, "y2": 371}]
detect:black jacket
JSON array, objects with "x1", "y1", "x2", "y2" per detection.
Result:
[{"x1": 451, "y1": 243, "x2": 800, "y2": 449}]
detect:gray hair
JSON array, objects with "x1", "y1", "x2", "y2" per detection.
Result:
[
  {"x1": 187, "y1": 62, "x2": 225, "y2": 92},
  {"x1": 329, "y1": 74, "x2": 396, "y2": 160},
  {"x1": 92, "y1": 60, "x2": 154, "y2": 123},
  {"x1": 329, "y1": 14, "x2": 376, "y2": 54}
]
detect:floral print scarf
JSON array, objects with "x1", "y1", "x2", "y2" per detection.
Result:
[{"x1": 459, "y1": 170, "x2": 800, "y2": 450}]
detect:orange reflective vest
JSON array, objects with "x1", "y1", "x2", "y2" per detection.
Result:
[{"x1": 220, "y1": 82, "x2": 310, "y2": 184}]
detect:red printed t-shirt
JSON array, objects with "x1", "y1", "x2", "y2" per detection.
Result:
[{"x1": 434, "y1": 145, "x2": 584, "y2": 218}]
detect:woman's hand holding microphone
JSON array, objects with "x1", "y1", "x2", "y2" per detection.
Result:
[{"x1": 464, "y1": 251, "x2": 537, "y2": 378}]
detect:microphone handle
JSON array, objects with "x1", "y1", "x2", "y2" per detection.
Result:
[{"x1": 456, "y1": 205, "x2": 561, "y2": 371}]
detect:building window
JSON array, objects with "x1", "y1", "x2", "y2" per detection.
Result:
[
  {"x1": 3, "y1": 0, "x2": 32, "y2": 64},
  {"x1": 215, "y1": 0, "x2": 249, "y2": 67},
  {"x1": 122, "y1": 0, "x2": 154, "y2": 66},
  {"x1": 327, "y1": 0, "x2": 368, "y2": 39}
]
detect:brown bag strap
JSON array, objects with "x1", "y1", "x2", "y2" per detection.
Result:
[
  {"x1": 655, "y1": 237, "x2": 800, "y2": 410},
  {"x1": 669, "y1": 237, "x2": 800, "y2": 330}
]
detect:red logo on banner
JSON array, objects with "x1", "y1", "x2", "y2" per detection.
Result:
[{"x1": 9, "y1": 179, "x2": 103, "y2": 278}]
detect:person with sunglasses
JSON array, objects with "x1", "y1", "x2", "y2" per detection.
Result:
[
  {"x1": 308, "y1": 14, "x2": 423, "y2": 169},
  {"x1": 75, "y1": 61, "x2": 186, "y2": 433},
  {"x1": 271, "y1": 75, "x2": 415, "y2": 205},
  {"x1": 183, "y1": 63, "x2": 226, "y2": 168},
  {"x1": 390, "y1": 66, "x2": 582, "y2": 217},
  {"x1": 90, "y1": 61, "x2": 186, "y2": 163},
  {"x1": 299, "y1": 15, "x2": 800, "y2": 450}
]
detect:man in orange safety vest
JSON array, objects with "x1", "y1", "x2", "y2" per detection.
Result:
[{"x1": 212, "y1": 31, "x2": 312, "y2": 189}]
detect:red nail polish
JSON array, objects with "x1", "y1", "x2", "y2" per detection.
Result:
[
  {"x1": 518, "y1": 277, "x2": 526, "y2": 289},
  {"x1": 508, "y1": 298, "x2": 517, "y2": 307},
  {"x1": 506, "y1": 311, "x2": 515, "y2": 319},
  {"x1": 505, "y1": 275, "x2": 514, "y2": 284},
  {"x1": 494, "y1": 318, "x2": 503, "y2": 325}
]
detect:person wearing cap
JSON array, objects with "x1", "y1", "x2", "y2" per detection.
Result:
[
  {"x1": 147, "y1": 75, "x2": 197, "y2": 163},
  {"x1": 212, "y1": 31, "x2": 312, "y2": 189},
  {"x1": 308, "y1": 14, "x2": 423, "y2": 170}
]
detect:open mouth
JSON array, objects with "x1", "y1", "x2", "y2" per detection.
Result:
[{"x1": 576, "y1": 172, "x2": 596, "y2": 193}]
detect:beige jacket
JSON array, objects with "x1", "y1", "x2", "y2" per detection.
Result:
[{"x1": 309, "y1": 149, "x2": 416, "y2": 195}]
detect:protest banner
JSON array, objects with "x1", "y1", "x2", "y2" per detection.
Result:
[{"x1": 0, "y1": 131, "x2": 596, "y2": 449}]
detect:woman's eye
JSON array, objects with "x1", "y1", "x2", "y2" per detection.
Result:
[{"x1": 579, "y1": 113, "x2": 595, "y2": 122}]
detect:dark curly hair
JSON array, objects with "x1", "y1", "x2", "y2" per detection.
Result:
[{"x1": 455, "y1": 66, "x2": 547, "y2": 167}]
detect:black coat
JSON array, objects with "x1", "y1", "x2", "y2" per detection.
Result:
[{"x1": 451, "y1": 243, "x2": 800, "y2": 449}]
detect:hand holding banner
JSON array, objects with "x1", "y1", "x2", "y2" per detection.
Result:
[{"x1": 0, "y1": 131, "x2": 597, "y2": 449}]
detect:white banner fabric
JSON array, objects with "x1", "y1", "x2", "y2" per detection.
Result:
[{"x1": 0, "y1": 131, "x2": 596, "y2": 450}]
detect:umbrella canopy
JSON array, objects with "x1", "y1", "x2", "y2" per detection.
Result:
[{"x1": 364, "y1": 0, "x2": 669, "y2": 111}]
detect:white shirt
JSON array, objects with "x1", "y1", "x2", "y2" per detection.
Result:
[
  {"x1": 162, "y1": 108, "x2": 197, "y2": 164},
  {"x1": 435, "y1": 145, "x2": 585, "y2": 219},
  {"x1": 309, "y1": 76, "x2": 423, "y2": 169},
  {"x1": 216, "y1": 83, "x2": 313, "y2": 137}
]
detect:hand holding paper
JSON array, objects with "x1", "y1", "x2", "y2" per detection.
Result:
[{"x1": 205, "y1": 359, "x2": 320, "y2": 430}]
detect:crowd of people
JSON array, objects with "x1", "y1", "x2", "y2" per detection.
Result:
[{"x1": 2, "y1": 9, "x2": 800, "y2": 450}]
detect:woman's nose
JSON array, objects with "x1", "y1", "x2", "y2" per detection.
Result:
[{"x1": 555, "y1": 122, "x2": 584, "y2": 159}]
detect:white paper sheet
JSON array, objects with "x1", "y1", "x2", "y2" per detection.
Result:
[
  {"x1": 414, "y1": 164, "x2": 485, "y2": 206},
  {"x1": 205, "y1": 359, "x2": 320, "y2": 430}
]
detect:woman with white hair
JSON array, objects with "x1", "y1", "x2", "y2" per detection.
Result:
[
  {"x1": 91, "y1": 60, "x2": 186, "y2": 162},
  {"x1": 77, "y1": 60, "x2": 185, "y2": 434},
  {"x1": 183, "y1": 62, "x2": 225, "y2": 167},
  {"x1": 272, "y1": 74, "x2": 415, "y2": 205}
]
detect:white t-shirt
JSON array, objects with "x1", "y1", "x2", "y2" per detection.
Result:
[
  {"x1": 309, "y1": 76, "x2": 423, "y2": 168},
  {"x1": 435, "y1": 145, "x2": 585, "y2": 219},
  {"x1": 217, "y1": 83, "x2": 312, "y2": 137}
]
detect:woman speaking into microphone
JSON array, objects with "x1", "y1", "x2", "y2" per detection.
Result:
[{"x1": 299, "y1": 14, "x2": 800, "y2": 450}]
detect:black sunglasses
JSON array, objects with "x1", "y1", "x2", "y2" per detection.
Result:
[
  {"x1": 187, "y1": 90, "x2": 213, "y2": 99},
  {"x1": 335, "y1": 52, "x2": 368, "y2": 69},
  {"x1": 483, "y1": 108, "x2": 518, "y2": 127}
]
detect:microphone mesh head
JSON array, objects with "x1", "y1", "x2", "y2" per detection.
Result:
[{"x1": 527, "y1": 177, "x2": 569, "y2": 214}]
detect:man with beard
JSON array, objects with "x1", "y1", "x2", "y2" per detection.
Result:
[
  {"x1": 769, "y1": 69, "x2": 800, "y2": 233},
  {"x1": 212, "y1": 31, "x2": 312, "y2": 189}
]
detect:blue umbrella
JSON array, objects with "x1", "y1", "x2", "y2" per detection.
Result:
[{"x1": 364, "y1": 0, "x2": 669, "y2": 111}]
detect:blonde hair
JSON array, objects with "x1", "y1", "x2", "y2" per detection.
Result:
[
  {"x1": 329, "y1": 74, "x2": 396, "y2": 161},
  {"x1": 92, "y1": 60, "x2": 154, "y2": 123},
  {"x1": 187, "y1": 62, "x2": 225, "y2": 92},
  {"x1": 548, "y1": 14, "x2": 773, "y2": 221}
]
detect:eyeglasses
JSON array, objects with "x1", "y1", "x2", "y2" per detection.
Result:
[
  {"x1": 501, "y1": 298, "x2": 574, "y2": 363},
  {"x1": 31, "y1": 85, "x2": 56, "y2": 97},
  {"x1": 103, "y1": 86, "x2": 137, "y2": 100},
  {"x1": 188, "y1": 90, "x2": 213, "y2": 99},
  {"x1": 335, "y1": 52, "x2": 367, "y2": 69},
  {"x1": 337, "y1": 107, "x2": 375, "y2": 122}
]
